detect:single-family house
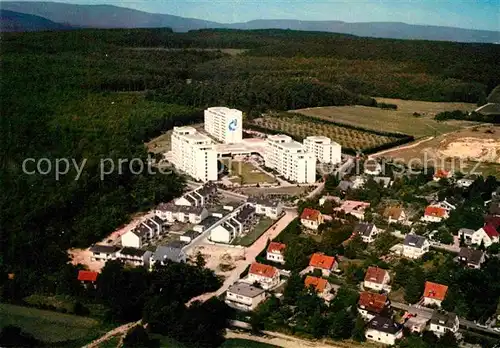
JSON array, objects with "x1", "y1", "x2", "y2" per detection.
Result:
[
  {"x1": 468, "y1": 224, "x2": 499, "y2": 247},
  {"x1": 121, "y1": 228, "x2": 147, "y2": 249},
  {"x1": 364, "y1": 162, "x2": 383, "y2": 176},
  {"x1": 404, "y1": 316, "x2": 429, "y2": 334},
  {"x1": 247, "y1": 262, "x2": 280, "y2": 290},
  {"x1": 116, "y1": 247, "x2": 152, "y2": 267},
  {"x1": 77, "y1": 270, "x2": 98, "y2": 286},
  {"x1": 336, "y1": 200, "x2": 371, "y2": 220},
  {"x1": 180, "y1": 230, "x2": 200, "y2": 244},
  {"x1": 383, "y1": 207, "x2": 407, "y2": 224},
  {"x1": 225, "y1": 282, "x2": 267, "y2": 311},
  {"x1": 352, "y1": 176, "x2": 366, "y2": 189},
  {"x1": 433, "y1": 169, "x2": 452, "y2": 181},
  {"x1": 422, "y1": 281, "x2": 448, "y2": 307},
  {"x1": 89, "y1": 244, "x2": 120, "y2": 262},
  {"x1": 364, "y1": 267, "x2": 391, "y2": 292},
  {"x1": 319, "y1": 195, "x2": 341, "y2": 207},
  {"x1": 301, "y1": 253, "x2": 337, "y2": 277},
  {"x1": 354, "y1": 223, "x2": 379, "y2": 243},
  {"x1": 429, "y1": 310, "x2": 459, "y2": 337},
  {"x1": 266, "y1": 242, "x2": 286, "y2": 264},
  {"x1": 421, "y1": 206, "x2": 449, "y2": 223},
  {"x1": 248, "y1": 197, "x2": 283, "y2": 219},
  {"x1": 402, "y1": 234, "x2": 430, "y2": 259},
  {"x1": 300, "y1": 208, "x2": 324, "y2": 230},
  {"x1": 458, "y1": 247, "x2": 485, "y2": 269},
  {"x1": 365, "y1": 315, "x2": 403, "y2": 345},
  {"x1": 304, "y1": 275, "x2": 334, "y2": 302},
  {"x1": 210, "y1": 224, "x2": 236, "y2": 244},
  {"x1": 458, "y1": 228, "x2": 475, "y2": 245},
  {"x1": 457, "y1": 178, "x2": 474, "y2": 188},
  {"x1": 358, "y1": 292, "x2": 391, "y2": 321},
  {"x1": 151, "y1": 241, "x2": 187, "y2": 267}
]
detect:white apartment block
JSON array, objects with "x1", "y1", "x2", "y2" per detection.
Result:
[
  {"x1": 303, "y1": 136, "x2": 341, "y2": 164},
  {"x1": 171, "y1": 126, "x2": 218, "y2": 182},
  {"x1": 204, "y1": 107, "x2": 243, "y2": 144},
  {"x1": 264, "y1": 135, "x2": 316, "y2": 184}
]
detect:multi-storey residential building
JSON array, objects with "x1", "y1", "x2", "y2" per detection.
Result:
[
  {"x1": 264, "y1": 135, "x2": 316, "y2": 184},
  {"x1": 225, "y1": 282, "x2": 267, "y2": 311},
  {"x1": 303, "y1": 136, "x2": 341, "y2": 164},
  {"x1": 171, "y1": 126, "x2": 218, "y2": 182},
  {"x1": 204, "y1": 107, "x2": 243, "y2": 144}
]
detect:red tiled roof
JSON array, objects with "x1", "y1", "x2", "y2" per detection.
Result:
[
  {"x1": 267, "y1": 242, "x2": 286, "y2": 255},
  {"x1": 364, "y1": 267, "x2": 388, "y2": 284},
  {"x1": 300, "y1": 208, "x2": 322, "y2": 222},
  {"x1": 358, "y1": 292, "x2": 388, "y2": 313},
  {"x1": 423, "y1": 281, "x2": 448, "y2": 301},
  {"x1": 485, "y1": 216, "x2": 500, "y2": 229},
  {"x1": 249, "y1": 262, "x2": 278, "y2": 278},
  {"x1": 309, "y1": 253, "x2": 336, "y2": 270},
  {"x1": 78, "y1": 270, "x2": 98, "y2": 282},
  {"x1": 425, "y1": 206, "x2": 447, "y2": 217},
  {"x1": 434, "y1": 170, "x2": 450, "y2": 178},
  {"x1": 304, "y1": 276, "x2": 328, "y2": 293},
  {"x1": 483, "y1": 224, "x2": 499, "y2": 238}
]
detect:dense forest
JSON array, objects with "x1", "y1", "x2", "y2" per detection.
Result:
[{"x1": 1, "y1": 27, "x2": 499, "y2": 344}]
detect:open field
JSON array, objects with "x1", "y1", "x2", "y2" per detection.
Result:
[
  {"x1": 222, "y1": 159, "x2": 276, "y2": 185},
  {"x1": 221, "y1": 338, "x2": 279, "y2": 347},
  {"x1": 127, "y1": 47, "x2": 248, "y2": 56},
  {"x1": 233, "y1": 217, "x2": 275, "y2": 246},
  {"x1": 294, "y1": 98, "x2": 478, "y2": 138},
  {"x1": 0, "y1": 303, "x2": 104, "y2": 345},
  {"x1": 238, "y1": 185, "x2": 310, "y2": 197},
  {"x1": 379, "y1": 125, "x2": 500, "y2": 177},
  {"x1": 250, "y1": 113, "x2": 406, "y2": 152}
]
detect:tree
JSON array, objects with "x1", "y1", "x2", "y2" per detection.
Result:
[
  {"x1": 438, "y1": 331, "x2": 459, "y2": 348},
  {"x1": 309, "y1": 309, "x2": 326, "y2": 338},
  {"x1": 352, "y1": 316, "x2": 366, "y2": 342},
  {"x1": 123, "y1": 325, "x2": 155, "y2": 348},
  {"x1": 327, "y1": 310, "x2": 354, "y2": 339},
  {"x1": 0, "y1": 326, "x2": 40, "y2": 348},
  {"x1": 195, "y1": 251, "x2": 206, "y2": 268},
  {"x1": 404, "y1": 268, "x2": 425, "y2": 304}
]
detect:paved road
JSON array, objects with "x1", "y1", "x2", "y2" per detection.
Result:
[
  {"x1": 392, "y1": 302, "x2": 500, "y2": 336},
  {"x1": 188, "y1": 210, "x2": 298, "y2": 304}
]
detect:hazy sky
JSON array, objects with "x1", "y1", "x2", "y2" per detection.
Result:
[{"x1": 11, "y1": 0, "x2": 500, "y2": 31}]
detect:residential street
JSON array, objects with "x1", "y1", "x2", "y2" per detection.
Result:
[{"x1": 188, "y1": 210, "x2": 298, "y2": 304}]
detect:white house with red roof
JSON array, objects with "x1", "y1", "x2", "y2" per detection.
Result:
[
  {"x1": 300, "y1": 253, "x2": 337, "y2": 277},
  {"x1": 469, "y1": 224, "x2": 499, "y2": 247},
  {"x1": 364, "y1": 266, "x2": 391, "y2": 292},
  {"x1": 422, "y1": 281, "x2": 448, "y2": 307},
  {"x1": 300, "y1": 208, "x2": 324, "y2": 230},
  {"x1": 266, "y1": 242, "x2": 286, "y2": 264},
  {"x1": 421, "y1": 206, "x2": 449, "y2": 223},
  {"x1": 433, "y1": 169, "x2": 452, "y2": 181},
  {"x1": 247, "y1": 262, "x2": 280, "y2": 289}
]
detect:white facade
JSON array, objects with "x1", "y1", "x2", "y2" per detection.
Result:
[
  {"x1": 251, "y1": 201, "x2": 283, "y2": 220},
  {"x1": 225, "y1": 283, "x2": 267, "y2": 311},
  {"x1": 303, "y1": 136, "x2": 341, "y2": 164},
  {"x1": 402, "y1": 240, "x2": 430, "y2": 259},
  {"x1": 469, "y1": 227, "x2": 499, "y2": 247},
  {"x1": 204, "y1": 107, "x2": 243, "y2": 144},
  {"x1": 209, "y1": 225, "x2": 234, "y2": 244},
  {"x1": 365, "y1": 328, "x2": 403, "y2": 345},
  {"x1": 264, "y1": 135, "x2": 316, "y2": 184},
  {"x1": 430, "y1": 313, "x2": 459, "y2": 337},
  {"x1": 171, "y1": 126, "x2": 218, "y2": 182},
  {"x1": 121, "y1": 230, "x2": 142, "y2": 249}
]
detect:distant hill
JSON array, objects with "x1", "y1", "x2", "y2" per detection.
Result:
[
  {"x1": 0, "y1": 9, "x2": 70, "y2": 31},
  {"x1": 2, "y1": 1, "x2": 499, "y2": 43}
]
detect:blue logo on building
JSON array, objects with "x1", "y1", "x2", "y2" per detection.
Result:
[{"x1": 228, "y1": 119, "x2": 238, "y2": 132}]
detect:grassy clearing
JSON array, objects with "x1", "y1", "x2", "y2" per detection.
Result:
[
  {"x1": 221, "y1": 338, "x2": 279, "y2": 348},
  {"x1": 233, "y1": 217, "x2": 275, "y2": 246},
  {"x1": 294, "y1": 98, "x2": 477, "y2": 138},
  {"x1": 127, "y1": 47, "x2": 248, "y2": 56},
  {"x1": 239, "y1": 186, "x2": 309, "y2": 197},
  {"x1": 222, "y1": 159, "x2": 276, "y2": 185},
  {"x1": 250, "y1": 113, "x2": 402, "y2": 152},
  {"x1": 0, "y1": 303, "x2": 105, "y2": 345}
]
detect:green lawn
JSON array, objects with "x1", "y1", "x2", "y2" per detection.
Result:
[
  {"x1": 221, "y1": 338, "x2": 279, "y2": 348},
  {"x1": 0, "y1": 303, "x2": 106, "y2": 346},
  {"x1": 222, "y1": 160, "x2": 276, "y2": 185},
  {"x1": 233, "y1": 218, "x2": 275, "y2": 246}
]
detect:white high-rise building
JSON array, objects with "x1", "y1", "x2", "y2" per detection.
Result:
[
  {"x1": 264, "y1": 135, "x2": 316, "y2": 184},
  {"x1": 204, "y1": 107, "x2": 243, "y2": 144},
  {"x1": 303, "y1": 136, "x2": 342, "y2": 164},
  {"x1": 171, "y1": 126, "x2": 218, "y2": 182}
]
